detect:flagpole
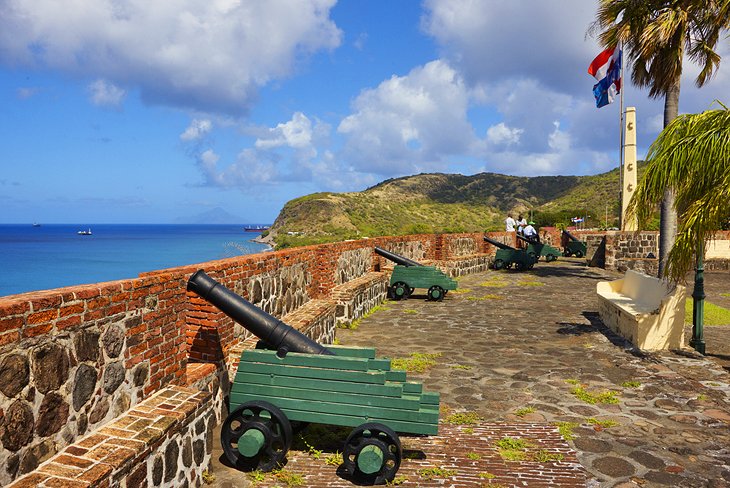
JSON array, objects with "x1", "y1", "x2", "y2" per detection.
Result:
[{"x1": 618, "y1": 42, "x2": 625, "y2": 230}]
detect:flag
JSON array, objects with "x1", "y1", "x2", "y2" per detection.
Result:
[
  {"x1": 571, "y1": 217, "x2": 584, "y2": 223},
  {"x1": 588, "y1": 45, "x2": 622, "y2": 108}
]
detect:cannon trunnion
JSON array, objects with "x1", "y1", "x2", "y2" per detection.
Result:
[
  {"x1": 187, "y1": 270, "x2": 440, "y2": 484},
  {"x1": 374, "y1": 247, "x2": 457, "y2": 301}
]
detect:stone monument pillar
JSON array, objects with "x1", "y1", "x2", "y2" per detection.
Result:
[{"x1": 621, "y1": 107, "x2": 638, "y2": 231}]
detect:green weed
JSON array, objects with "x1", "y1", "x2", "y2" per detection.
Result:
[
  {"x1": 386, "y1": 475, "x2": 408, "y2": 485},
  {"x1": 564, "y1": 379, "x2": 580, "y2": 385},
  {"x1": 451, "y1": 364, "x2": 473, "y2": 370},
  {"x1": 272, "y1": 469, "x2": 304, "y2": 487},
  {"x1": 479, "y1": 280, "x2": 508, "y2": 288},
  {"x1": 621, "y1": 381, "x2": 641, "y2": 388},
  {"x1": 403, "y1": 309, "x2": 419, "y2": 315},
  {"x1": 466, "y1": 452, "x2": 481, "y2": 460},
  {"x1": 247, "y1": 471, "x2": 266, "y2": 483},
  {"x1": 325, "y1": 452, "x2": 343, "y2": 466},
  {"x1": 586, "y1": 417, "x2": 618, "y2": 428},
  {"x1": 514, "y1": 406, "x2": 536, "y2": 418},
  {"x1": 555, "y1": 422, "x2": 578, "y2": 441},
  {"x1": 518, "y1": 281, "x2": 545, "y2": 287},
  {"x1": 419, "y1": 466, "x2": 457, "y2": 480},
  {"x1": 462, "y1": 427, "x2": 475, "y2": 434},
  {"x1": 571, "y1": 386, "x2": 619, "y2": 404},
  {"x1": 479, "y1": 472, "x2": 496, "y2": 479},
  {"x1": 391, "y1": 352, "x2": 441, "y2": 373},
  {"x1": 533, "y1": 450, "x2": 565, "y2": 462},
  {"x1": 202, "y1": 470, "x2": 216, "y2": 485},
  {"x1": 445, "y1": 411, "x2": 482, "y2": 425}
]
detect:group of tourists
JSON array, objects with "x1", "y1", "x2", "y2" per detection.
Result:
[{"x1": 505, "y1": 213, "x2": 537, "y2": 240}]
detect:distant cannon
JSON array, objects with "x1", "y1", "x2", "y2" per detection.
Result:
[
  {"x1": 187, "y1": 270, "x2": 440, "y2": 484},
  {"x1": 561, "y1": 230, "x2": 587, "y2": 258},
  {"x1": 374, "y1": 247, "x2": 456, "y2": 301},
  {"x1": 516, "y1": 234, "x2": 560, "y2": 263},
  {"x1": 482, "y1": 235, "x2": 535, "y2": 271}
]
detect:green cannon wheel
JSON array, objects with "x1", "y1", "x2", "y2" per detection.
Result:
[
  {"x1": 545, "y1": 254, "x2": 557, "y2": 262},
  {"x1": 493, "y1": 259, "x2": 505, "y2": 270},
  {"x1": 343, "y1": 422, "x2": 402, "y2": 484},
  {"x1": 390, "y1": 282, "x2": 410, "y2": 300},
  {"x1": 220, "y1": 400, "x2": 293, "y2": 472},
  {"x1": 574, "y1": 250, "x2": 584, "y2": 258},
  {"x1": 427, "y1": 285, "x2": 445, "y2": 301}
]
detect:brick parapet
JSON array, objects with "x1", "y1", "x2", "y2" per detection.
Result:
[{"x1": 7, "y1": 386, "x2": 213, "y2": 488}]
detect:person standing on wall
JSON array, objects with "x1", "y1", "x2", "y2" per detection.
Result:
[
  {"x1": 505, "y1": 214, "x2": 516, "y2": 232},
  {"x1": 516, "y1": 214, "x2": 527, "y2": 236}
]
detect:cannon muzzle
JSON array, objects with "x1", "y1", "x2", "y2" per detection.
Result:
[
  {"x1": 483, "y1": 235, "x2": 515, "y2": 250},
  {"x1": 374, "y1": 247, "x2": 423, "y2": 267},
  {"x1": 562, "y1": 230, "x2": 581, "y2": 242},
  {"x1": 187, "y1": 270, "x2": 334, "y2": 356}
]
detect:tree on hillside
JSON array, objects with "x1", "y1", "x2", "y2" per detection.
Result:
[
  {"x1": 590, "y1": 0, "x2": 730, "y2": 278},
  {"x1": 626, "y1": 105, "x2": 730, "y2": 282}
]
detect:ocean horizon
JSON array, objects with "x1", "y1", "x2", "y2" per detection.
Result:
[{"x1": 0, "y1": 224, "x2": 271, "y2": 297}]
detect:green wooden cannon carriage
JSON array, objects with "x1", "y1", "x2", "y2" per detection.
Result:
[
  {"x1": 187, "y1": 270, "x2": 440, "y2": 485},
  {"x1": 561, "y1": 230, "x2": 587, "y2": 258},
  {"x1": 375, "y1": 247, "x2": 457, "y2": 301},
  {"x1": 516, "y1": 234, "x2": 560, "y2": 262},
  {"x1": 483, "y1": 235, "x2": 535, "y2": 271}
]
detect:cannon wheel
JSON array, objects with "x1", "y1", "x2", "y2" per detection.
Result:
[
  {"x1": 493, "y1": 259, "x2": 505, "y2": 270},
  {"x1": 427, "y1": 285, "x2": 445, "y2": 301},
  {"x1": 574, "y1": 250, "x2": 584, "y2": 258},
  {"x1": 513, "y1": 261, "x2": 525, "y2": 271},
  {"x1": 528, "y1": 251, "x2": 538, "y2": 262},
  {"x1": 343, "y1": 422, "x2": 402, "y2": 484},
  {"x1": 220, "y1": 400, "x2": 293, "y2": 472},
  {"x1": 390, "y1": 282, "x2": 410, "y2": 300},
  {"x1": 546, "y1": 254, "x2": 557, "y2": 262},
  {"x1": 563, "y1": 250, "x2": 572, "y2": 257}
]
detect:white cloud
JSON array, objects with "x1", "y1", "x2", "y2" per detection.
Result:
[
  {"x1": 180, "y1": 119, "x2": 213, "y2": 141},
  {"x1": 338, "y1": 59, "x2": 476, "y2": 175},
  {"x1": 486, "y1": 123, "x2": 523, "y2": 146},
  {"x1": 255, "y1": 112, "x2": 313, "y2": 150},
  {"x1": 88, "y1": 79, "x2": 125, "y2": 108},
  {"x1": 0, "y1": 0, "x2": 342, "y2": 115}
]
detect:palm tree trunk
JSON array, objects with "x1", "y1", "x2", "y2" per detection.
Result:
[{"x1": 658, "y1": 82, "x2": 680, "y2": 278}]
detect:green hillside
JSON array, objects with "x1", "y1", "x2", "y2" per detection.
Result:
[{"x1": 268, "y1": 166, "x2": 646, "y2": 248}]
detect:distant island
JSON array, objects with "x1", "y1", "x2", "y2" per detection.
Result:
[{"x1": 175, "y1": 207, "x2": 243, "y2": 224}]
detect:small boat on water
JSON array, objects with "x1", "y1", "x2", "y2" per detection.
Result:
[
  {"x1": 32, "y1": 223, "x2": 41, "y2": 227},
  {"x1": 243, "y1": 225, "x2": 270, "y2": 232},
  {"x1": 78, "y1": 228, "x2": 92, "y2": 235}
]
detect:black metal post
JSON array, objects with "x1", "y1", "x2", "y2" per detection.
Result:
[{"x1": 689, "y1": 240, "x2": 706, "y2": 355}]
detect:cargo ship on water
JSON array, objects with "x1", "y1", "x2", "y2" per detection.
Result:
[{"x1": 242, "y1": 225, "x2": 270, "y2": 232}]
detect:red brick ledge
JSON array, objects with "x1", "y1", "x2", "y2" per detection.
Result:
[{"x1": 9, "y1": 386, "x2": 213, "y2": 488}]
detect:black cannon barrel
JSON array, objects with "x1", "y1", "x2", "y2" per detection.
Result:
[
  {"x1": 516, "y1": 234, "x2": 539, "y2": 244},
  {"x1": 187, "y1": 270, "x2": 334, "y2": 356},
  {"x1": 562, "y1": 230, "x2": 581, "y2": 242},
  {"x1": 374, "y1": 247, "x2": 423, "y2": 267},
  {"x1": 483, "y1": 235, "x2": 515, "y2": 250}
]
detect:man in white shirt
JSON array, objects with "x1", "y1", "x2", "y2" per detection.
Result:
[
  {"x1": 505, "y1": 214, "x2": 516, "y2": 232},
  {"x1": 523, "y1": 221, "x2": 539, "y2": 242}
]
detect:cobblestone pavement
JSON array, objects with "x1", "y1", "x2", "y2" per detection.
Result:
[{"x1": 209, "y1": 260, "x2": 730, "y2": 487}]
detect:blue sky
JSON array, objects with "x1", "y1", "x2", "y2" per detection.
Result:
[{"x1": 1, "y1": 0, "x2": 728, "y2": 224}]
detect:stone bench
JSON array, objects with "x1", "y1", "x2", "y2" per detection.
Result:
[
  {"x1": 329, "y1": 271, "x2": 389, "y2": 327},
  {"x1": 8, "y1": 386, "x2": 214, "y2": 488},
  {"x1": 597, "y1": 269, "x2": 686, "y2": 351}
]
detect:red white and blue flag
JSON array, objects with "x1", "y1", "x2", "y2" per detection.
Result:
[{"x1": 588, "y1": 44, "x2": 622, "y2": 108}]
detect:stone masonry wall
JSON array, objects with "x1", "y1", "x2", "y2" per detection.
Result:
[
  {"x1": 0, "y1": 274, "x2": 189, "y2": 485},
  {"x1": 335, "y1": 248, "x2": 372, "y2": 285}
]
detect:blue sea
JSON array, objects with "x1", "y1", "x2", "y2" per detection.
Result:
[{"x1": 0, "y1": 224, "x2": 271, "y2": 297}]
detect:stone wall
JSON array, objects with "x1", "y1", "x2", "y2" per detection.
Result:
[
  {"x1": 335, "y1": 248, "x2": 373, "y2": 285},
  {"x1": 7, "y1": 386, "x2": 213, "y2": 488},
  {"x1": 0, "y1": 275, "x2": 188, "y2": 486}
]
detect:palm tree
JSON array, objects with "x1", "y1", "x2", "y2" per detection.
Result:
[
  {"x1": 590, "y1": 0, "x2": 730, "y2": 278},
  {"x1": 625, "y1": 104, "x2": 730, "y2": 354},
  {"x1": 626, "y1": 104, "x2": 730, "y2": 282}
]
